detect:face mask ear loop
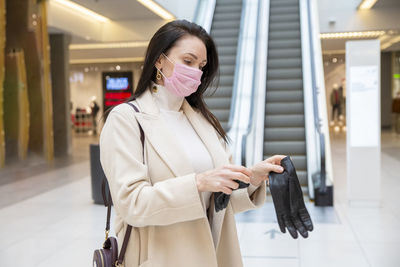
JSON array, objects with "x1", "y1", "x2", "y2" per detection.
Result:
[{"x1": 162, "y1": 53, "x2": 175, "y2": 66}]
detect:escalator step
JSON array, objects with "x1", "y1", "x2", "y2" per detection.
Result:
[
  {"x1": 218, "y1": 55, "x2": 236, "y2": 65},
  {"x1": 217, "y1": 45, "x2": 237, "y2": 56},
  {"x1": 267, "y1": 68, "x2": 302, "y2": 79},
  {"x1": 219, "y1": 65, "x2": 236, "y2": 75},
  {"x1": 268, "y1": 48, "x2": 301, "y2": 59},
  {"x1": 268, "y1": 58, "x2": 302, "y2": 68},
  {"x1": 265, "y1": 114, "x2": 305, "y2": 127},
  {"x1": 214, "y1": 37, "x2": 239, "y2": 46},
  {"x1": 269, "y1": 22, "x2": 300, "y2": 31},
  {"x1": 209, "y1": 109, "x2": 230, "y2": 121},
  {"x1": 264, "y1": 127, "x2": 305, "y2": 141},
  {"x1": 265, "y1": 102, "x2": 304, "y2": 115},
  {"x1": 266, "y1": 90, "x2": 303, "y2": 102},
  {"x1": 269, "y1": 30, "x2": 301, "y2": 40},
  {"x1": 205, "y1": 86, "x2": 233, "y2": 98},
  {"x1": 270, "y1": 6, "x2": 299, "y2": 14},
  {"x1": 269, "y1": 39, "x2": 301, "y2": 49},
  {"x1": 211, "y1": 28, "x2": 240, "y2": 38},
  {"x1": 212, "y1": 20, "x2": 241, "y2": 29},
  {"x1": 266, "y1": 79, "x2": 303, "y2": 90},
  {"x1": 213, "y1": 12, "x2": 242, "y2": 21},
  {"x1": 214, "y1": 4, "x2": 242, "y2": 13},
  {"x1": 216, "y1": 0, "x2": 242, "y2": 5},
  {"x1": 264, "y1": 141, "x2": 306, "y2": 155},
  {"x1": 270, "y1": 13, "x2": 300, "y2": 22},
  {"x1": 204, "y1": 97, "x2": 232, "y2": 109},
  {"x1": 218, "y1": 75, "x2": 235, "y2": 86},
  {"x1": 270, "y1": 0, "x2": 299, "y2": 7}
]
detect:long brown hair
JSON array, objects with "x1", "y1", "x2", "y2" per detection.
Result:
[{"x1": 102, "y1": 20, "x2": 228, "y2": 143}]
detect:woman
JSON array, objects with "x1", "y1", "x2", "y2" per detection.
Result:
[{"x1": 100, "y1": 20, "x2": 285, "y2": 267}]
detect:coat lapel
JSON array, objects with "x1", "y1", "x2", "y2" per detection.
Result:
[
  {"x1": 134, "y1": 88, "x2": 230, "y2": 249},
  {"x1": 133, "y1": 89, "x2": 194, "y2": 177},
  {"x1": 182, "y1": 100, "x2": 230, "y2": 250}
]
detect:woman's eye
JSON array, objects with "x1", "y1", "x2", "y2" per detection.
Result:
[{"x1": 184, "y1": 60, "x2": 191, "y2": 64}]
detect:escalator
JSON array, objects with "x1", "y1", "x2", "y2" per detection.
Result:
[
  {"x1": 264, "y1": 0, "x2": 308, "y2": 189},
  {"x1": 204, "y1": 0, "x2": 243, "y2": 131}
]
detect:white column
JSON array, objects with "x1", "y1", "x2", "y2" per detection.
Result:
[{"x1": 345, "y1": 40, "x2": 381, "y2": 207}]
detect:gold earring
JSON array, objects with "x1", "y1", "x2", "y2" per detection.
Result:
[{"x1": 156, "y1": 69, "x2": 161, "y2": 80}]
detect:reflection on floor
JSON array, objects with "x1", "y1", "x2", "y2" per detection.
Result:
[
  {"x1": 0, "y1": 130, "x2": 399, "y2": 266},
  {"x1": 0, "y1": 132, "x2": 98, "y2": 208}
]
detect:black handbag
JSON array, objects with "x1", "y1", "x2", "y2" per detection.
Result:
[{"x1": 93, "y1": 102, "x2": 144, "y2": 267}]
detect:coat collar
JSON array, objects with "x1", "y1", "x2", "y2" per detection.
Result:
[{"x1": 132, "y1": 87, "x2": 229, "y2": 249}]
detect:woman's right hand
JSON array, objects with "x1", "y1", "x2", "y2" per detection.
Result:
[{"x1": 195, "y1": 164, "x2": 252, "y2": 195}]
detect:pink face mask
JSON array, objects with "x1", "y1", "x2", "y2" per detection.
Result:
[{"x1": 156, "y1": 53, "x2": 203, "y2": 97}]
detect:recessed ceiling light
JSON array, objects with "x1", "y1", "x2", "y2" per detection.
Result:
[
  {"x1": 320, "y1": 31, "x2": 385, "y2": 39},
  {"x1": 69, "y1": 41, "x2": 149, "y2": 50},
  {"x1": 137, "y1": 0, "x2": 175, "y2": 20},
  {"x1": 51, "y1": 0, "x2": 110, "y2": 23},
  {"x1": 358, "y1": 0, "x2": 378, "y2": 10}
]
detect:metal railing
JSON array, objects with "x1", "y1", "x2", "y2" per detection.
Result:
[
  {"x1": 306, "y1": 0, "x2": 326, "y2": 194},
  {"x1": 240, "y1": 0, "x2": 263, "y2": 166},
  {"x1": 226, "y1": 0, "x2": 247, "y2": 133}
]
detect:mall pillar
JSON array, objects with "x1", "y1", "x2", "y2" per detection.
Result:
[
  {"x1": 5, "y1": 0, "x2": 54, "y2": 161},
  {"x1": 50, "y1": 34, "x2": 72, "y2": 157},
  {"x1": 346, "y1": 40, "x2": 381, "y2": 207},
  {"x1": 0, "y1": 0, "x2": 5, "y2": 167}
]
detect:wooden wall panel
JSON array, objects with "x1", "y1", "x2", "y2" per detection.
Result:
[
  {"x1": 0, "y1": 0, "x2": 5, "y2": 167},
  {"x1": 3, "y1": 51, "x2": 29, "y2": 162},
  {"x1": 5, "y1": 0, "x2": 54, "y2": 162}
]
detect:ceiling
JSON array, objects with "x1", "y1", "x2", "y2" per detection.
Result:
[
  {"x1": 321, "y1": 33, "x2": 400, "y2": 54},
  {"x1": 70, "y1": 0, "x2": 160, "y2": 20},
  {"x1": 373, "y1": 0, "x2": 400, "y2": 8},
  {"x1": 320, "y1": 0, "x2": 400, "y2": 53}
]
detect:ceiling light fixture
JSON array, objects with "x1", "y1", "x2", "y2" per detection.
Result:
[
  {"x1": 320, "y1": 31, "x2": 385, "y2": 39},
  {"x1": 137, "y1": 0, "x2": 175, "y2": 20},
  {"x1": 51, "y1": 0, "x2": 110, "y2": 23},
  {"x1": 70, "y1": 41, "x2": 149, "y2": 50},
  {"x1": 358, "y1": 0, "x2": 378, "y2": 10},
  {"x1": 381, "y1": 36, "x2": 400, "y2": 50}
]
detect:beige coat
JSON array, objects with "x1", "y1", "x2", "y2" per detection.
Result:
[{"x1": 99, "y1": 87, "x2": 266, "y2": 267}]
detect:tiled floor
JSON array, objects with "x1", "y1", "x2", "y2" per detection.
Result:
[{"x1": 0, "y1": 129, "x2": 399, "y2": 267}]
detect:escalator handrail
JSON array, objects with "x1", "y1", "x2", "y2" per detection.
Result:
[
  {"x1": 306, "y1": 0, "x2": 327, "y2": 193},
  {"x1": 193, "y1": 0, "x2": 216, "y2": 33},
  {"x1": 226, "y1": 0, "x2": 247, "y2": 133},
  {"x1": 240, "y1": 0, "x2": 263, "y2": 166}
]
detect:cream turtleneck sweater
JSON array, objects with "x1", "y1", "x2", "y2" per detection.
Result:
[{"x1": 150, "y1": 81, "x2": 214, "y2": 211}]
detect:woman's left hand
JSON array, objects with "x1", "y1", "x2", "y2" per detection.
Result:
[{"x1": 249, "y1": 155, "x2": 287, "y2": 187}]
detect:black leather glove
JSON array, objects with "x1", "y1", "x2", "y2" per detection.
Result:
[
  {"x1": 269, "y1": 156, "x2": 313, "y2": 238},
  {"x1": 214, "y1": 180, "x2": 249, "y2": 212}
]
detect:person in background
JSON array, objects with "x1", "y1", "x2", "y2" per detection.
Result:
[
  {"x1": 392, "y1": 90, "x2": 400, "y2": 134},
  {"x1": 330, "y1": 83, "x2": 342, "y2": 121},
  {"x1": 90, "y1": 96, "x2": 100, "y2": 135}
]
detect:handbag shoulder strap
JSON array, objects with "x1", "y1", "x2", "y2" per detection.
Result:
[{"x1": 102, "y1": 101, "x2": 145, "y2": 266}]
